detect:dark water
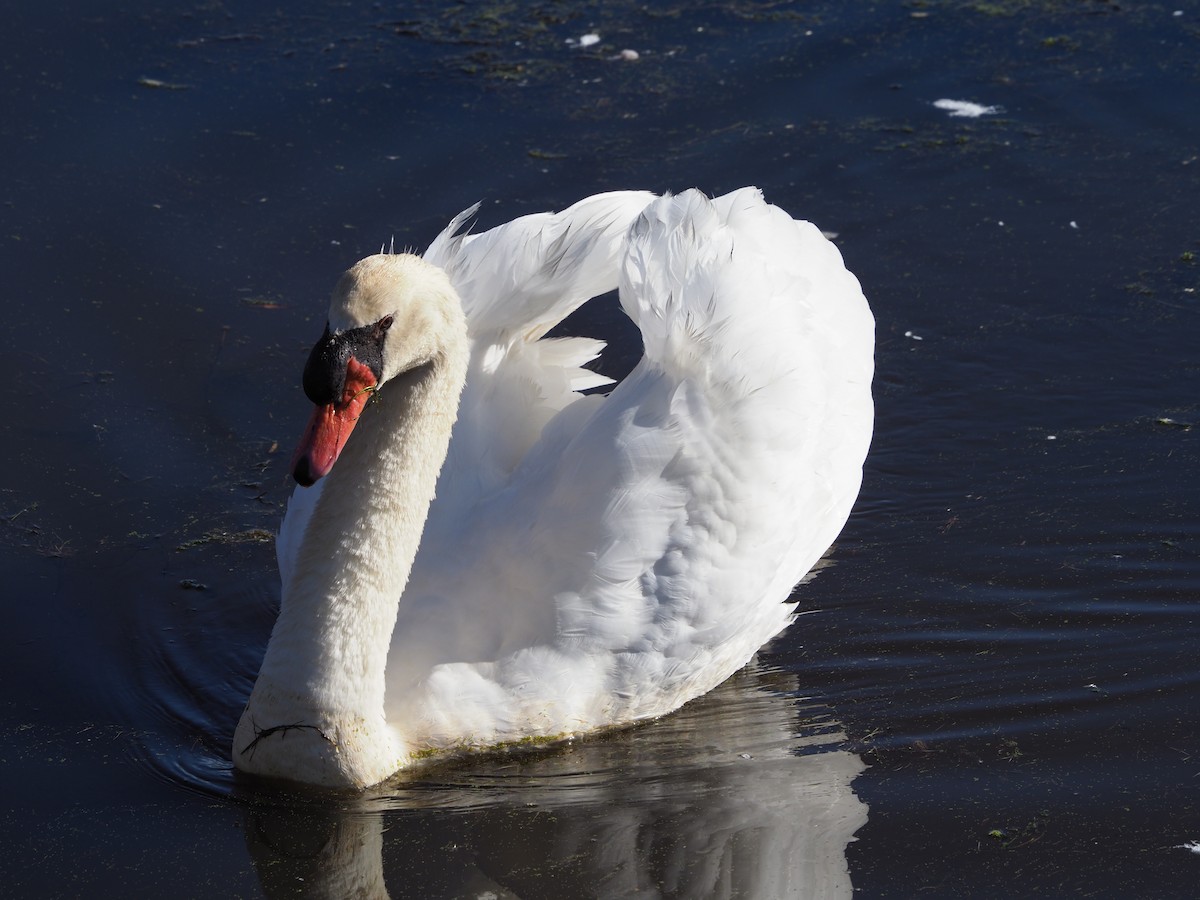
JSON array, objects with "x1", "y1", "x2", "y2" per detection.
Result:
[{"x1": 3, "y1": 1, "x2": 1198, "y2": 896}]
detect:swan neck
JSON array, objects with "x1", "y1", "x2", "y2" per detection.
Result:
[{"x1": 237, "y1": 331, "x2": 467, "y2": 787}]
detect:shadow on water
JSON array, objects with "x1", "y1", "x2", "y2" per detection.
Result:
[
  {"x1": 138, "y1": 572, "x2": 868, "y2": 899},
  {"x1": 234, "y1": 671, "x2": 865, "y2": 899},
  {"x1": 2, "y1": 533, "x2": 867, "y2": 897}
]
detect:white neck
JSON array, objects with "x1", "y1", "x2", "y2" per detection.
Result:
[{"x1": 235, "y1": 322, "x2": 468, "y2": 788}]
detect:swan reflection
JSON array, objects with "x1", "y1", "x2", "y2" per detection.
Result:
[{"x1": 243, "y1": 663, "x2": 866, "y2": 899}]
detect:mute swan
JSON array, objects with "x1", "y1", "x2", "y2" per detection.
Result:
[{"x1": 233, "y1": 188, "x2": 874, "y2": 789}]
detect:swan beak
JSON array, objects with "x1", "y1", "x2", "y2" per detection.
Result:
[{"x1": 291, "y1": 356, "x2": 377, "y2": 486}]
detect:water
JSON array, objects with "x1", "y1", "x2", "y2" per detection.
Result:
[{"x1": 2, "y1": 1, "x2": 1198, "y2": 896}]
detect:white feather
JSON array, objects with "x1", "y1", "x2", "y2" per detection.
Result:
[{"x1": 261, "y1": 188, "x2": 873, "y2": 784}]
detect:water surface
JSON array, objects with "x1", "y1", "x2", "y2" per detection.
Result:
[{"x1": 2, "y1": 2, "x2": 1198, "y2": 896}]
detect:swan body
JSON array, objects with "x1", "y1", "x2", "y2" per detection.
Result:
[{"x1": 233, "y1": 188, "x2": 874, "y2": 788}]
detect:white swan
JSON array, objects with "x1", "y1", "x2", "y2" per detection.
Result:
[{"x1": 233, "y1": 188, "x2": 874, "y2": 789}]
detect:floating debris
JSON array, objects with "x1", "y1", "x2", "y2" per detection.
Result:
[
  {"x1": 567, "y1": 33, "x2": 600, "y2": 49},
  {"x1": 240, "y1": 296, "x2": 286, "y2": 310},
  {"x1": 933, "y1": 99, "x2": 1001, "y2": 118},
  {"x1": 618, "y1": 49, "x2": 639, "y2": 61},
  {"x1": 904, "y1": 330, "x2": 923, "y2": 341},
  {"x1": 1176, "y1": 841, "x2": 1200, "y2": 854},
  {"x1": 179, "y1": 579, "x2": 208, "y2": 591},
  {"x1": 175, "y1": 528, "x2": 274, "y2": 552},
  {"x1": 1155, "y1": 417, "x2": 1193, "y2": 430},
  {"x1": 137, "y1": 76, "x2": 190, "y2": 91}
]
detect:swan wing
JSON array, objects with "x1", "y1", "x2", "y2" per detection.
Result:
[
  {"x1": 422, "y1": 190, "x2": 657, "y2": 534},
  {"x1": 425, "y1": 190, "x2": 657, "y2": 342},
  {"x1": 392, "y1": 189, "x2": 874, "y2": 746}
]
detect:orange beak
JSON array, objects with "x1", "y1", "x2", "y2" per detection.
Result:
[{"x1": 291, "y1": 356, "x2": 378, "y2": 486}]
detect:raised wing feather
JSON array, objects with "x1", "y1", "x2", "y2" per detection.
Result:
[
  {"x1": 388, "y1": 189, "x2": 874, "y2": 747},
  {"x1": 422, "y1": 191, "x2": 656, "y2": 531}
]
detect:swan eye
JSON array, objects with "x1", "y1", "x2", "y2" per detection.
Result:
[{"x1": 378, "y1": 315, "x2": 394, "y2": 331}]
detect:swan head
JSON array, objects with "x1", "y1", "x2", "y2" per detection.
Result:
[{"x1": 291, "y1": 253, "x2": 465, "y2": 486}]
